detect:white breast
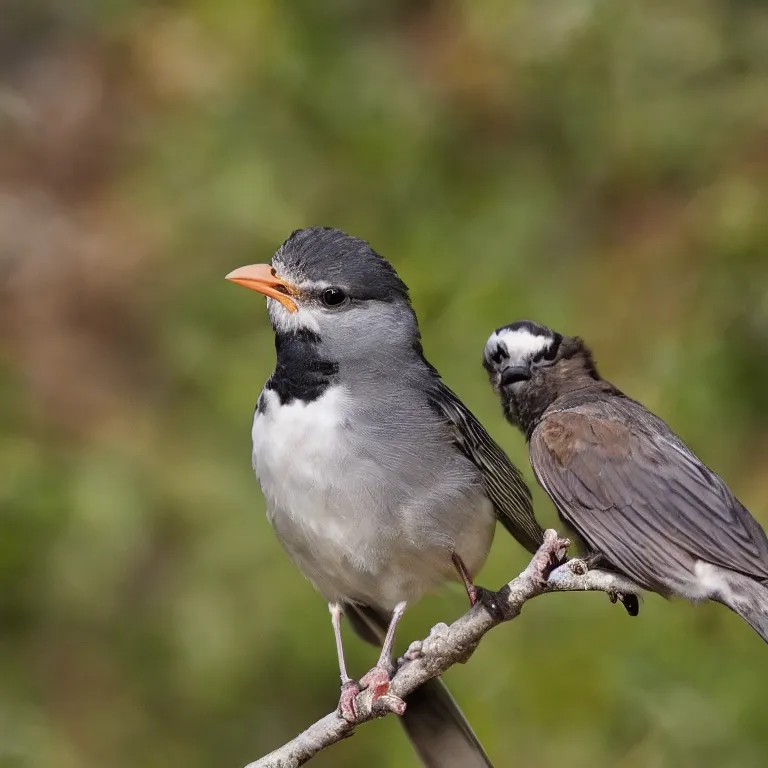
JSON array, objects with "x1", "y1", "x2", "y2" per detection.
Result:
[
  {"x1": 252, "y1": 385, "x2": 352, "y2": 535},
  {"x1": 251, "y1": 385, "x2": 496, "y2": 609}
]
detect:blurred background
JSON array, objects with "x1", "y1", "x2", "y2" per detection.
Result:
[{"x1": 2, "y1": 1, "x2": 767, "y2": 767}]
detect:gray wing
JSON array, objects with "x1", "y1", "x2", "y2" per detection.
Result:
[
  {"x1": 428, "y1": 379, "x2": 543, "y2": 554},
  {"x1": 530, "y1": 405, "x2": 768, "y2": 592}
]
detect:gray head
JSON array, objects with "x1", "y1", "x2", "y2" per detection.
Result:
[
  {"x1": 483, "y1": 320, "x2": 600, "y2": 432},
  {"x1": 226, "y1": 227, "x2": 422, "y2": 373}
]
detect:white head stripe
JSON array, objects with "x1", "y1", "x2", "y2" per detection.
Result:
[{"x1": 485, "y1": 328, "x2": 553, "y2": 368}]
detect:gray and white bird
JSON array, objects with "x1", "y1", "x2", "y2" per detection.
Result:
[
  {"x1": 483, "y1": 320, "x2": 768, "y2": 642},
  {"x1": 226, "y1": 228, "x2": 544, "y2": 768}
]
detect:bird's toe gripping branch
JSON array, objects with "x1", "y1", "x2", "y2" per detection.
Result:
[
  {"x1": 474, "y1": 586, "x2": 516, "y2": 622},
  {"x1": 360, "y1": 667, "x2": 405, "y2": 716},
  {"x1": 248, "y1": 530, "x2": 649, "y2": 768},
  {"x1": 609, "y1": 589, "x2": 641, "y2": 616},
  {"x1": 470, "y1": 531, "x2": 573, "y2": 623},
  {"x1": 338, "y1": 681, "x2": 361, "y2": 724},
  {"x1": 568, "y1": 558, "x2": 589, "y2": 576},
  {"x1": 567, "y1": 554, "x2": 641, "y2": 616},
  {"x1": 337, "y1": 667, "x2": 406, "y2": 724},
  {"x1": 529, "y1": 529, "x2": 572, "y2": 586}
]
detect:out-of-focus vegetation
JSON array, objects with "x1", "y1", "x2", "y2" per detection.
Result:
[{"x1": 1, "y1": 1, "x2": 767, "y2": 767}]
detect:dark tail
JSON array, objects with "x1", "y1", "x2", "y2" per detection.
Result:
[
  {"x1": 400, "y1": 677, "x2": 493, "y2": 768},
  {"x1": 714, "y1": 570, "x2": 768, "y2": 643},
  {"x1": 346, "y1": 604, "x2": 493, "y2": 768}
]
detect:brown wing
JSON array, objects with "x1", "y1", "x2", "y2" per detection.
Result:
[{"x1": 530, "y1": 405, "x2": 768, "y2": 593}]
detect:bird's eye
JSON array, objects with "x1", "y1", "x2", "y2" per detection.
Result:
[
  {"x1": 533, "y1": 341, "x2": 558, "y2": 364},
  {"x1": 321, "y1": 287, "x2": 347, "y2": 307},
  {"x1": 542, "y1": 336, "x2": 561, "y2": 361}
]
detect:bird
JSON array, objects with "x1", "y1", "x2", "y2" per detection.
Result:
[
  {"x1": 225, "y1": 227, "x2": 545, "y2": 768},
  {"x1": 483, "y1": 319, "x2": 768, "y2": 642}
]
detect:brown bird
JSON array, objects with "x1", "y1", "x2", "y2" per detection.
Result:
[{"x1": 483, "y1": 320, "x2": 768, "y2": 641}]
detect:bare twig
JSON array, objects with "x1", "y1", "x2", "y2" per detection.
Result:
[{"x1": 246, "y1": 530, "x2": 641, "y2": 768}]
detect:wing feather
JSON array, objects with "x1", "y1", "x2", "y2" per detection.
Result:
[
  {"x1": 428, "y1": 380, "x2": 543, "y2": 554},
  {"x1": 530, "y1": 404, "x2": 768, "y2": 593}
]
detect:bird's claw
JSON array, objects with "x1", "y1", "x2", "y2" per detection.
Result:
[
  {"x1": 475, "y1": 532, "x2": 573, "y2": 621},
  {"x1": 475, "y1": 585, "x2": 515, "y2": 621},
  {"x1": 337, "y1": 667, "x2": 406, "y2": 723},
  {"x1": 374, "y1": 693, "x2": 407, "y2": 716},
  {"x1": 361, "y1": 667, "x2": 406, "y2": 715},
  {"x1": 359, "y1": 666, "x2": 391, "y2": 700},
  {"x1": 568, "y1": 558, "x2": 589, "y2": 576},
  {"x1": 608, "y1": 589, "x2": 640, "y2": 617},
  {"x1": 338, "y1": 680, "x2": 361, "y2": 723},
  {"x1": 563, "y1": 555, "x2": 639, "y2": 617},
  {"x1": 532, "y1": 530, "x2": 571, "y2": 586}
]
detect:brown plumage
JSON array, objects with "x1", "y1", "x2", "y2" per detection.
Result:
[{"x1": 484, "y1": 320, "x2": 768, "y2": 642}]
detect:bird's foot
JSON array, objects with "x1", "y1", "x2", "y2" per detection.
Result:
[
  {"x1": 532, "y1": 530, "x2": 571, "y2": 587},
  {"x1": 567, "y1": 558, "x2": 589, "y2": 576},
  {"x1": 608, "y1": 589, "x2": 640, "y2": 617},
  {"x1": 564, "y1": 549, "x2": 607, "y2": 577},
  {"x1": 337, "y1": 667, "x2": 406, "y2": 723},
  {"x1": 360, "y1": 666, "x2": 393, "y2": 700},
  {"x1": 567, "y1": 555, "x2": 640, "y2": 616},
  {"x1": 474, "y1": 585, "x2": 517, "y2": 622},
  {"x1": 360, "y1": 666, "x2": 406, "y2": 716},
  {"x1": 338, "y1": 680, "x2": 362, "y2": 723},
  {"x1": 468, "y1": 532, "x2": 572, "y2": 622},
  {"x1": 452, "y1": 551, "x2": 514, "y2": 620}
]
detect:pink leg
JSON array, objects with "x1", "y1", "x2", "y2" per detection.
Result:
[
  {"x1": 358, "y1": 601, "x2": 407, "y2": 714},
  {"x1": 329, "y1": 603, "x2": 352, "y2": 684},
  {"x1": 376, "y1": 601, "x2": 407, "y2": 669},
  {"x1": 452, "y1": 552, "x2": 479, "y2": 606},
  {"x1": 330, "y1": 602, "x2": 408, "y2": 723},
  {"x1": 329, "y1": 603, "x2": 360, "y2": 722}
]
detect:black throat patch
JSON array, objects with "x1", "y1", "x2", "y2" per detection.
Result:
[{"x1": 262, "y1": 329, "x2": 339, "y2": 407}]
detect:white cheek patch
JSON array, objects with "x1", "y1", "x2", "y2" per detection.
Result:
[
  {"x1": 267, "y1": 297, "x2": 321, "y2": 334},
  {"x1": 486, "y1": 328, "x2": 552, "y2": 369}
]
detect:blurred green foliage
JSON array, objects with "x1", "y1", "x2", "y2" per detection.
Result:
[{"x1": 1, "y1": 1, "x2": 767, "y2": 767}]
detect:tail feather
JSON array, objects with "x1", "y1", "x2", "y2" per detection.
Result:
[
  {"x1": 346, "y1": 604, "x2": 493, "y2": 768},
  {"x1": 714, "y1": 570, "x2": 768, "y2": 643},
  {"x1": 401, "y1": 677, "x2": 493, "y2": 768}
]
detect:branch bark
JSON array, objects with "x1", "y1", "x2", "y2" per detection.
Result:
[{"x1": 246, "y1": 530, "x2": 641, "y2": 768}]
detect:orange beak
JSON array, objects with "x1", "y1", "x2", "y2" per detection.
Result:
[{"x1": 225, "y1": 263, "x2": 298, "y2": 312}]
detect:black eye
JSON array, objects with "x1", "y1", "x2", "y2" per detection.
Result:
[
  {"x1": 490, "y1": 345, "x2": 505, "y2": 365},
  {"x1": 543, "y1": 334, "x2": 562, "y2": 361},
  {"x1": 532, "y1": 337, "x2": 560, "y2": 365},
  {"x1": 322, "y1": 287, "x2": 347, "y2": 307}
]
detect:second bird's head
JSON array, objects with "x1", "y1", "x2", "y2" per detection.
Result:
[
  {"x1": 483, "y1": 320, "x2": 598, "y2": 429},
  {"x1": 226, "y1": 227, "x2": 421, "y2": 363}
]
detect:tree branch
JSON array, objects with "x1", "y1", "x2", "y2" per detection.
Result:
[{"x1": 245, "y1": 530, "x2": 641, "y2": 768}]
